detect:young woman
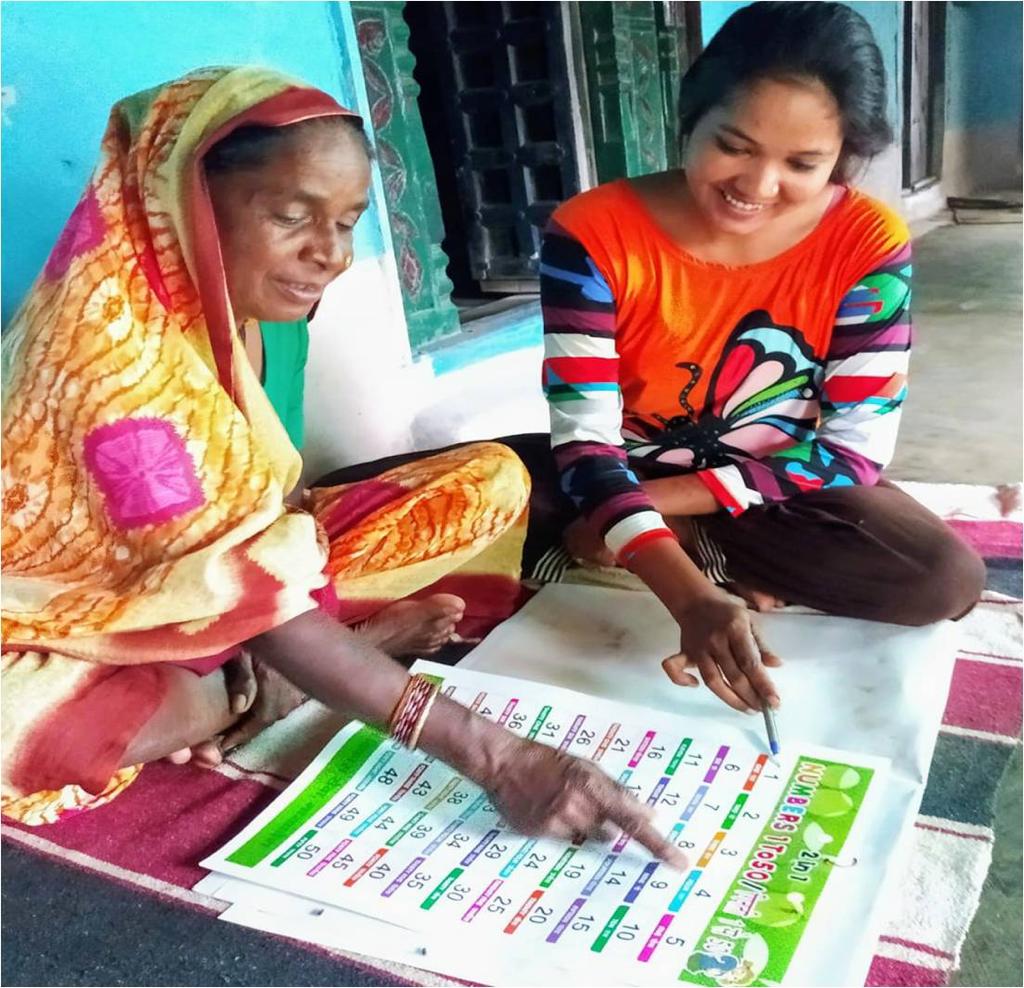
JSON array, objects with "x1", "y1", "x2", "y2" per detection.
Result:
[
  {"x1": 540, "y1": 1, "x2": 984, "y2": 715},
  {"x1": 0, "y1": 66, "x2": 682, "y2": 867}
]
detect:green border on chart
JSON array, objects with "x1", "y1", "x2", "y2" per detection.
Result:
[
  {"x1": 227, "y1": 725, "x2": 387, "y2": 867},
  {"x1": 225, "y1": 673, "x2": 446, "y2": 867}
]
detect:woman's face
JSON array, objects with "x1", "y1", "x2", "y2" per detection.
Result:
[
  {"x1": 682, "y1": 77, "x2": 844, "y2": 236},
  {"x1": 208, "y1": 124, "x2": 371, "y2": 323}
]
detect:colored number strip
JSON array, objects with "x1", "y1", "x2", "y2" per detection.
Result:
[
  {"x1": 461, "y1": 828, "x2": 500, "y2": 866},
  {"x1": 666, "y1": 737, "x2": 693, "y2": 775},
  {"x1": 390, "y1": 762, "x2": 428, "y2": 802},
  {"x1": 425, "y1": 776, "x2": 463, "y2": 810},
  {"x1": 637, "y1": 753, "x2": 768, "y2": 963},
  {"x1": 704, "y1": 745, "x2": 730, "y2": 783},
  {"x1": 343, "y1": 847, "x2": 387, "y2": 887},
  {"x1": 314, "y1": 791, "x2": 358, "y2": 829},
  {"x1": 462, "y1": 878, "x2": 503, "y2": 922},
  {"x1": 421, "y1": 866, "x2": 463, "y2": 909},
  {"x1": 629, "y1": 730, "x2": 656, "y2": 767},
  {"x1": 527, "y1": 705, "x2": 553, "y2": 740},
  {"x1": 540, "y1": 847, "x2": 577, "y2": 888},
  {"x1": 385, "y1": 810, "x2": 427, "y2": 848},
  {"x1": 504, "y1": 889, "x2": 544, "y2": 933},
  {"x1": 547, "y1": 896, "x2": 587, "y2": 943},
  {"x1": 350, "y1": 801, "x2": 393, "y2": 837},
  {"x1": 592, "y1": 904, "x2": 630, "y2": 952},
  {"x1": 270, "y1": 828, "x2": 317, "y2": 868},
  {"x1": 355, "y1": 749, "x2": 395, "y2": 792},
  {"x1": 594, "y1": 723, "x2": 621, "y2": 762},
  {"x1": 559, "y1": 714, "x2": 587, "y2": 751},
  {"x1": 382, "y1": 855, "x2": 426, "y2": 898},
  {"x1": 306, "y1": 836, "x2": 352, "y2": 877}
]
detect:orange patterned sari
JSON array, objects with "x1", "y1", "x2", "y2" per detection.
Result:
[{"x1": 1, "y1": 68, "x2": 529, "y2": 821}]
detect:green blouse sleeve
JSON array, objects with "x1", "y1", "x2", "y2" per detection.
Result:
[{"x1": 259, "y1": 318, "x2": 309, "y2": 450}]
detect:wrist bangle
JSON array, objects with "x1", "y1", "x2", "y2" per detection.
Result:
[
  {"x1": 406, "y1": 685, "x2": 439, "y2": 751},
  {"x1": 389, "y1": 674, "x2": 440, "y2": 749}
]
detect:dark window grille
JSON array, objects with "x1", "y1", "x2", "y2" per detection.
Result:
[{"x1": 406, "y1": 1, "x2": 581, "y2": 296}]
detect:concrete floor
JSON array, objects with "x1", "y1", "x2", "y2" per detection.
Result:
[
  {"x1": 888, "y1": 220, "x2": 1023, "y2": 484},
  {"x1": 900, "y1": 217, "x2": 1022, "y2": 988}
]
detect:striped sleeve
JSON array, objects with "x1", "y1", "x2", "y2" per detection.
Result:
[
  {"x1": 540, "y1": 222, "x2": 675, "y2": 560},
  {"x1": 700, "y1": 242, "x2": 913, "y2": 513}
]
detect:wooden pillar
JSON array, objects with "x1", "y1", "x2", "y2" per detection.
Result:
[
  {"x1": 352, "y1": 3, "x2": 461, "y2": 350},
  {"x1": 577, "y1": 1, "x2": 697, "y2": 183}
]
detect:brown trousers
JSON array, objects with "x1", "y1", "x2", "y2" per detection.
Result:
[{"x1": 691, "y1": 480, "x2": 985, "y2": 625}]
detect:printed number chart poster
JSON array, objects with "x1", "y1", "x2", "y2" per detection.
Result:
[{"x1": 203, "y1": 663, "x2": 889, "y2": 987}]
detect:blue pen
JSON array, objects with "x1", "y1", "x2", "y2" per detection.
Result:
[{"x1": 762, "y1": 702, "x2": 780, "y2": 759}]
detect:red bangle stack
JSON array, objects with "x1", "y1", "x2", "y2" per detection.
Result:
[{"x1": 389, "y1": 674, "x2": 440, "y2": 749}]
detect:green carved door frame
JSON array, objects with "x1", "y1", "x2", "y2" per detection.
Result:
[
  {"x1": 352, "y1": 3, "x2": 461, "y2": 351},
  {"x1": 575, "y1": 1, "x2": 701, "y2": 184}
]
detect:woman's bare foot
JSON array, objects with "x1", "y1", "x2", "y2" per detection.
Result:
[{"x1": 357, "y1": 594, "x2": 466, "y2": 657}]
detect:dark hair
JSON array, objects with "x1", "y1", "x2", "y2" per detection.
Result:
[
  {"x1": 678, "y1": 1, "x2": 892, "y2": 182},
  {"x1": 203, "y1": 114, "x2": 373, "y2": 175}
]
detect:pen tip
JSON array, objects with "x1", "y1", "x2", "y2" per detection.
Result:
[{"x1": 770, "y1": 742, "x2": 781, "y2": 756}]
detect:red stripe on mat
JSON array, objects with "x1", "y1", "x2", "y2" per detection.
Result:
[
  {"x1": 915, "y1": 820, "x2": 993, "y2": 843},
  {"x1": 943, "y1": 658, "x2": 1023, "y2": 738},
  {"x1": 960, "y1": 649, "x2": 1022, "y2": 662},
  {"x1": 946, "y1": 519, "x2": 1023, "y2": 558},
  {"x1": 866, "y1": 956, "x2": 948, "y2": 986},
  {"x1": 3, "y1": 761, "x2": 273, "y2": 888},
  {"x1": 879, "y1": 936, "x2": 955, "y2": 961}
]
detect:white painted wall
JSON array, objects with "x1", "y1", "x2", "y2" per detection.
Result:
[{"x1": 304, "y1": 268, "x2": 548, "y2": 483}]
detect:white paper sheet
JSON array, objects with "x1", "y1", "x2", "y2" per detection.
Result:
[
  {"x1": 201, "y1": 659, "x2": 906, "y2": 986},
  {"x1": 200, "y1": 586, "x2": 957, "y2": 986},
  {"x1": 459, "y1": 586, "x2": 959, "y2": 984}
]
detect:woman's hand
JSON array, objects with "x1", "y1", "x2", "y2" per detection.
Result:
[
  {"x1": 563, "y1": 515, "x2": 616, "y2": 568},
  {"x1": 484, "y1": 734, "x2": 687, "y2": 869},
  {"x1": 253, "y1": 610, "x2": 688, "y2": 867},
  {"x1": 220, "y1": 657, "x2": 308, "y2": 754},
  {"x1": 662, "y1": 589, "x2": 782, "y2": 712}
]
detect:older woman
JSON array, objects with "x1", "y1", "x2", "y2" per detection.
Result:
[{"x1": 0, "y1": 67, "x2": 681, "y2": 865}]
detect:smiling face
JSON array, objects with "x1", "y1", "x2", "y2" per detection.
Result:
[
  {"x1": 682, "y1": 76, "x2": 844, "y2": 237},
  {"x1": 207, "y1": 123, "x2": 371, "y2": 324}
]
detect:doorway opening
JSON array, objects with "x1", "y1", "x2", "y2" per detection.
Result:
[{"x1": 902, "y1": 0, "x2": 947, "y2": 191}]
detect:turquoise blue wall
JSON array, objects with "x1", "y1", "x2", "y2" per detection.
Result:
[
  {"x1": 699, "y1": 1, "x2": 903, "y2": 135},
  {"x1": 1, "y1": 1, "x2": 386, "y2": 326},
  {"x1": 946, "y1": 1, "x2": 1023, "y2": 129}
]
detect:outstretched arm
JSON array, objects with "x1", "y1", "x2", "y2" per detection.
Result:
[{"x1": 250, "y1": 609, "x2": 686, "y2": 866}]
